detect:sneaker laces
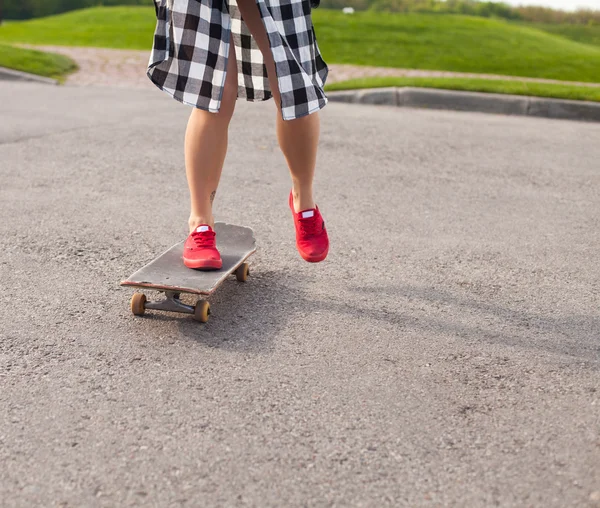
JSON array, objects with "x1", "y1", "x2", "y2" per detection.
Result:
[
  {"x1": 298, "y1": 215, "x2": 321, "y2": 237},
  {"x1": 191, "y1": 230, "x2": 216, "y2": 248}
]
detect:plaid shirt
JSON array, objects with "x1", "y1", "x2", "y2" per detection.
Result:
[{"x1": 148, "y1": 0, "x2": 328, "y2": 120}]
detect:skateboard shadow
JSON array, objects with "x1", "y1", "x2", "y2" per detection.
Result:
[
  {"x1": 173, "y1": 266, "x2": 399, "y2": 352},
  {"x1": 170, "y1": 268, "x2": 408, "y2": 352},
  {"x1": 173, "y1": 267, "x2": 304, "y2": 352}
]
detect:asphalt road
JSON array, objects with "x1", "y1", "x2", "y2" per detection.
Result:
[{"x1": 1, "y1": 82, "x2": 599, "y2": 507}]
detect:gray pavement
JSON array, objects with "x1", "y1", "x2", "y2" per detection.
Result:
[{"x1": 1, "y1": 82, "x2": 599, "y2": 507}]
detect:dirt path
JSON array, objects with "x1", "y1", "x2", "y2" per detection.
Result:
[{"x1": 31, "y1": 45, "x2": 600, "y2": 89}]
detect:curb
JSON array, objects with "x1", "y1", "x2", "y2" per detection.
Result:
[
  {"x1": 327, "y1": 87, "x2": 600, "y2": 123},
  {"x1": 0, "y1": 66, "x2": 59, "y2": 85}
]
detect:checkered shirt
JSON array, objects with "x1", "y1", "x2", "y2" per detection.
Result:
[{"x1": 148, "y1": 0, "x2": 329, "y2": 120}]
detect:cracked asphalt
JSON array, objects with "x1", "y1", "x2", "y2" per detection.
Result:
[{"x1": 1, "y1": 81, "x2": 599, "y2": 507}]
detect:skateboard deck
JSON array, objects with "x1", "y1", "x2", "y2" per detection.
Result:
[{"x1": 121, "y1": 222, "x2": 256, "y2": 322}]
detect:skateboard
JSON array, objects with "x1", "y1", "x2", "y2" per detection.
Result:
[{"x1": 120, "y1": 222, "x2": 256, "y2": 323}]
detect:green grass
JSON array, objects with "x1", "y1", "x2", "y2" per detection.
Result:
[
  {"x1": 2, "y1": 7, "x2": 600, "y2": 85},
  {"x1": 527, "y1": 23, "x2": 600, "y2": 48},
  {"x1": 325, "y1": 77, "x2": 600, "y2": 102},
  {"x1": 0, "y1": 43, "x2": 77, "y2": 80},
  {"x1": 0, "y1": 6, "x2": 156, "y2": 49},
  {"x1": 312, "y1": 11, "x2": 600, "y2": 83}
]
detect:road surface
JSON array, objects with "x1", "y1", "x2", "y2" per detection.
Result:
[{"x1": 1, "y1": 82, "x2": 599, "y2": 507}]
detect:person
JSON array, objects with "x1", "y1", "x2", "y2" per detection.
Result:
[{"x1": 147, "y1": 0, "x2": 330, "y2": 269}]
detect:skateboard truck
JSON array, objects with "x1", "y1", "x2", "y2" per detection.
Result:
[
  {"x1": 144, "y1": 292, "x2": 194, "y2": 314},
  {"x1": 127, "y1": 260, "x2": 251, "y2": 323},
  {"x1": 130, "y1": 290, "x2": 212, "y2": 323}
]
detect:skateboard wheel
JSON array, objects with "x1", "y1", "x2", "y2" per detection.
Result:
[
  {"x1": 131, "y1": 293, "x2": 146, "y2": 316},
  {"x1": 194, "y1": 300, "x2": 210, "y2": 323},
  {"x1": 235, "y1": 262, "x2": 250, "y2": 282}
]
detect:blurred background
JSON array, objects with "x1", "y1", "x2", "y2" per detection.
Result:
[{"x1": 1, "y1": 0, "x2": 600, "y2": 102}]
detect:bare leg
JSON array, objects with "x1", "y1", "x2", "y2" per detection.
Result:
[
  {"x1": 185, "y1": 36, "x2": 239, "y2": 233},
  {"x1": 236, "y1": 0, "x2": 320, "y2": 212}
]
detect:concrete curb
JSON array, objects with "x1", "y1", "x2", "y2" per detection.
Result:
[
  {"x1": 327, "y1": 87, "x2": 600, "y2": 123},
  {"x1": 0, "y1": 66, "x2": 59, "y2": 85}
]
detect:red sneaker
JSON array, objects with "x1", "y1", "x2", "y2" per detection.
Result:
[
  {"x1": 183, "y1": 225, "x2": 222, "y2": 270},
  {"x1": 289, "y1": 191, "x2": 329, "y2": 263}
]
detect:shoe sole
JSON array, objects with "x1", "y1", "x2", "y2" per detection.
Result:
[
  {"x1": 300, "y1": 247, "x2": 329, "y2": 263},
  {"x1": 183, "y1": 258, "x2": 223, "y2": 270}
]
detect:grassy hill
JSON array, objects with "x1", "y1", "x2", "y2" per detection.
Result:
[
  {"x1": 315, "y1": 11, "x2": 600, "y2": 83},
  {"x1": 528, "y1": 23, "x2": 600, "y2": 48},
  {"x1": 2, "y1": 6, "x2": 600, "y2": 85},
  {"x1": 0, "y1": 43, "x2": 77, "y2": 79},
  {"x1": 0, "y1": 7, "x2": 156, "y2": 49}
]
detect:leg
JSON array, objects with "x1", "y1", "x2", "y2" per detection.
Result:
[
  {"x1": 186, "y1": 35, "x2": 239, "y2": 233},
  {"x1": 236, "y1": 0, "x2": 320, "y2": 212},
  {"x1": 277, "y1": 113, "x2": 320, "y2": 213}
]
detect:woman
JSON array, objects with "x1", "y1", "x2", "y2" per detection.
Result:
[{"x1": 147, "y1": 0, "x2": 330, "y2": 269}]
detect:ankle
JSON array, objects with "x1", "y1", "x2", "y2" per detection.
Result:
[
  {"x1": 291, "y1": 186, "x2": 315, "y2": 212},
  {"x1": 189, "y1": 216, "x2": 214, "y2": 233}
]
